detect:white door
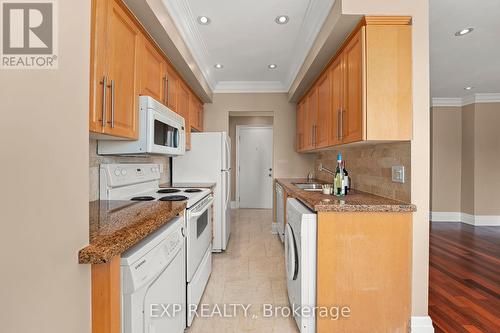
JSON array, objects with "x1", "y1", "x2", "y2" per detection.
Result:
[{"x1": 238, "y1": 126, "x2": 273, "y2": 209}]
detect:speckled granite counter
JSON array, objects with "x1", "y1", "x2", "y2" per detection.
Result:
[
  {"x1": 160, "y1": 182, "x2": 216, "y2": 189},
  {"x1": 79, "y1": 200, "x2": 186, "y2": 264},
  {"x1": 276, "y1": 178, "x2": 416, "y2": 213}
]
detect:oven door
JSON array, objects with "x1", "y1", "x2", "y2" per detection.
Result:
[
  {"x1": 186, "y1": 194, "x2": 214, "y2": 282},
  {"x1": 146, "y1": 106, "x2": 185, "y2": 156}
]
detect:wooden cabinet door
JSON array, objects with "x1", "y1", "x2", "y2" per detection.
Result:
[
  {"x1": 165, "y1": 64, "x2": 179, "y2": 113},
  {"x1": 139, "y1": 35, "x2": 166, "y2": 103},
  {"x1": 296, "y1": 101, "x2": 305, "y2": 152},
  {"x1": 178, "y1": 83, "x2": 191, "y2": 149},
  {"x1": 89, "y1": 0, "x2": 109, "y2": 134},
  {"x1": 102, "y1": 0, "x2": 140, "y2": 139},
  {"x1": 189, "y1": 95, "x2": 199, "y2": 131},
  {"x1": 342, "y1": 29, "x2": 364, "y2": 143},
  {"x1": 329, "y1": 56, "x2": 343, "y2": 146},
  {"x1": 305, "y1": 88, "x2": 318, "y2": 150},
  {"x1": 198, "y1": 101, "x2": 204, "y2": 131},
  {"x1": 316, "y1": 71, "x2": 331, "y2": 148}
]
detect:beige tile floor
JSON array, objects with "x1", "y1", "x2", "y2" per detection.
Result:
[{"x1": 187, "y1": 209, "x2": 300, "y2": 333}]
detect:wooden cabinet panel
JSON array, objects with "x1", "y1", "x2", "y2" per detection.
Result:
[
  {"x1": 198, "y1": 101, "x2": 204, "y2": 131},
  {"x1": 178, "y1": 83, "x2": 191, "y2": 149},
  {"x1": 342, "y1": 29, "x2": 364, "y2": 143},
  {"x1": 89, "y1": 0, "x2": 108, "y2": 134},
  {"x1": 139, "y1": 35, "x2": 166, "y2": 103},
  {"x1": 329, "y1": 57, "x2": 342, "y2": 146},
  {"x1": 89, "y1": 0, "x2": 140, "y2": 139},
  {"x1": 316, "y1": 212, "x2": 411, "y2": 332},
  {"x1": 102, "y1": 0, "x2": 140, "y2": 139},
  {"x1": 316, "y1": 71, "x2": 331, "y2": 148},
  {"x1": 190, "y1": 98, "x2": 204, "y2": 132},
  {"x1": 165, "y1": 64, "x2": 179, "y2": 113},
  {"x1": 296, "y1": 101, "x2": 305, "y2": 152},
  {"x1": 305, "y1": 88, "x2": 318, "y2": 150},
  {"x1": 365, "y1": 24, "x2": 412, "y2": 140}
]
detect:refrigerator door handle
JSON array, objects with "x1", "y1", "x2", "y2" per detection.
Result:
[{"x1": 224, "y1": 137, "x2": 230, "y2": 171}]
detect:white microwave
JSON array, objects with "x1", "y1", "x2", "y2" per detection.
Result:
[{"x1": 98, "y1": 96, "x2": 186, "y2": 156}]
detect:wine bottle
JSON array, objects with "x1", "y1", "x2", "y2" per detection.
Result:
[
  {"x1": 334, "y1": 153, "x2": 345, "y2": 196},
  {"x1": 343, "y1": 161, "x2": 350, "y2": 194}
]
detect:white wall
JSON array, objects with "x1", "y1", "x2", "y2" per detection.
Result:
[
  {"x1": 342, "y1": 0, "x2": 430, "y2": 316},
  {"x1": 204, "y1": 93, "x2": 315, "y2": 180},
  {"x1": 0, "y1": 1, "x2": 91, "y2": 332}
]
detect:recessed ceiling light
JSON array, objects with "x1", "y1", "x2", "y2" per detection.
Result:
[
  {"x1": 197, "y1": 16, "x2": 210, "y2": 25},
  {"x1": 214, "y1": 63, "x2": 223, "y2": 69},
  {"x1": 268, "y1": 64, "x2": 277, "y2": 69},
  {"x1": 275, "y1": 15, "x2": 289, "y2": 25},
  {"x1": 464, "y1": 86, "x2": 474, "y2": 90},
  {"x1": 455, "y1": 27, "x2": 474, "y2": 36}
]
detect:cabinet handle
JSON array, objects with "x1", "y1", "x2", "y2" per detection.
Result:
[
  {"x1": 337, "y1": 108, "x2": 341, "y2": 140},
  {"x1": 163, "y1": 75, "x2": 167, "y2": 104},
  {"x1": 108, "y1": 80, "x2": 115, "y2": 128},
  {"x1": 340, "y1": 108, "x2": 344, "y2": 140},
  {"x1": 166, "y1": 76, "x2": 170, "y2": 105},
  {"x1": 101, "y1": 76, "x2": 107, "y2": 128}
]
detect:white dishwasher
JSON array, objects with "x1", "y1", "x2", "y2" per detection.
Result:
[
  {"x1": 276, "y1": 183, "x2": 285, "y2": 242},
  {"x1": 121, "y1": 216, "x2": 186, "y2": 333}
]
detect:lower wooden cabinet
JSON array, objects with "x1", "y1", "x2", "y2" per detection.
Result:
[{"x1": 296, "y1": 16, "x2": 412, "y2": 153}]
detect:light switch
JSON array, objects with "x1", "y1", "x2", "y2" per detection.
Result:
[{"x1": 392, "y1": 166, "x2": 405, "y2": 183}]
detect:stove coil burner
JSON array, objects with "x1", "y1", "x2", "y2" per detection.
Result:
[
  {"x1": 184, "y1": 189, "x2": 203, "y2": 193},
  {"x1": 159, "y1": 195, "x2": 189, "y2": 202},
  {"x1": 157, "y1": 188, "x2": 181, "y2": 194},
  {"x1": 130, "y1": 196, "x2": 155, "y2": 201}
]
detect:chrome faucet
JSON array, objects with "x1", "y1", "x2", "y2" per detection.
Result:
[
  {"x1": 307, "y1": 171, "x2": 314, "y2": 182},
  {"x1": 318, "y1": 163, "x2": 335, "y2": 177}
]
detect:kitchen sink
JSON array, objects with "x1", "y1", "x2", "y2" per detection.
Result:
[{"x1": 293, "y1": 183, "x2": 324, "y2": 191}]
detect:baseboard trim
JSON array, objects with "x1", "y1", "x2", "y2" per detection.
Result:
[
  {"x1": 411, "y1": 316, "x2": 434, "y2": 332},
  {"x1": 230, "y1": 201, "x2": 239, "y2": 209},
  {"x1": 430, "y1": 211, "x2": 500, "y2": 226}
]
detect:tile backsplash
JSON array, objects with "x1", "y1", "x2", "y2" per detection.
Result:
[
  {"x1": 314, "y1": 142, "x2": 411, "y2": 202},
  {"x1": 89, "y1": 139, "x2": 170, "y2": 201}
]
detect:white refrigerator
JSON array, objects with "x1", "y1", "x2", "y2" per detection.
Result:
[{"x1": 173, "y1": 132, "x2": 231, "y2": 252}]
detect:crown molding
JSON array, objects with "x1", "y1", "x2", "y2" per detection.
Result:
[
  {"x1": 431, "y1": 97, "x2": 463, "y2": 107},
  {"x1": 431, "y1": 93, "x2": 500, "y2": 107},
  {"x1": 214, "y1": 81, "x2": 288, "y2": 94},
  {"x1": 284, "y1": 0, "x2": 337, "y2": 91},
  {"x1": 161, "y1": 0, "x2": 216, "y2": 90}
]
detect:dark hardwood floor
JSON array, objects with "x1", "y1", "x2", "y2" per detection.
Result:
[{"x1": 429, "y1": 222, "x2": 500, "y2": 333}]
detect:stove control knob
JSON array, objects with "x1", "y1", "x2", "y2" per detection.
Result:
[
  {"x1": 121, "y1": 169, "x2": 127, "y2": 176},
  {"x1": 114, "y1": 169, "x2": 121, "y2": 176},
  {"x1": 151, "y1": 167, "x2": 157, "y2": 173}
]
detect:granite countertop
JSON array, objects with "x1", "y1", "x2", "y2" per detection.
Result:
[
  {"x1": 160, "y1": 182, "x2": 216, "y2": 189},
  {"x1": 276, "y1": 178, "x2": 416, "y2": 213},
  {"x1": 79, "y1": 200, "x2": 186, "y2": 264}
]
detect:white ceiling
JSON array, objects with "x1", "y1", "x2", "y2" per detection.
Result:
[
  {"x1": 161, "y1": 0, "x2": 336, "y2": 93},
  {"x1": 430, "y1": 0, "x2": 500, "y2": 98}
]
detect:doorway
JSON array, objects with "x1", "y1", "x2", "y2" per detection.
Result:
[{"x1": 236, "y1": 126, "x2": 274, "y2": 209}]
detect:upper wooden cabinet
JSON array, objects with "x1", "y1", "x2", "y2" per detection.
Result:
[
  {"x1": 90, "y1": 0, "x2": 204, "y2": 141},
  {"x1": 296, "y1": 101, "x2": 306, "y2": 151},
  {"x1": 190, "y1": 98, "x2": 204, "y2": 132},
  {"x1": 178, "y1": 82, "x2": 191, "y2": 150},
  {"x1": 139, "y1": 35, "x2": 166, "y2": 103},
  {"x1": 90, "y1": 0, "x2": 140, "y2": 139},
  {"x1": 164, "y1": 65, "x2": 179, "y2": 113},
  {"x1": 296, "y1": 16, "x2": 412, "y2": 152}
]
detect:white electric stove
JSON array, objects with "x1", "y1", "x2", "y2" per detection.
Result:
[{"x1": 99, "y1": 163, "x2": 213, "y2": 328}]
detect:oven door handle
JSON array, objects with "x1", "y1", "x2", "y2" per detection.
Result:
[{"x1": 190, "y1": 197, "x2": 214, "y2": 218}]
